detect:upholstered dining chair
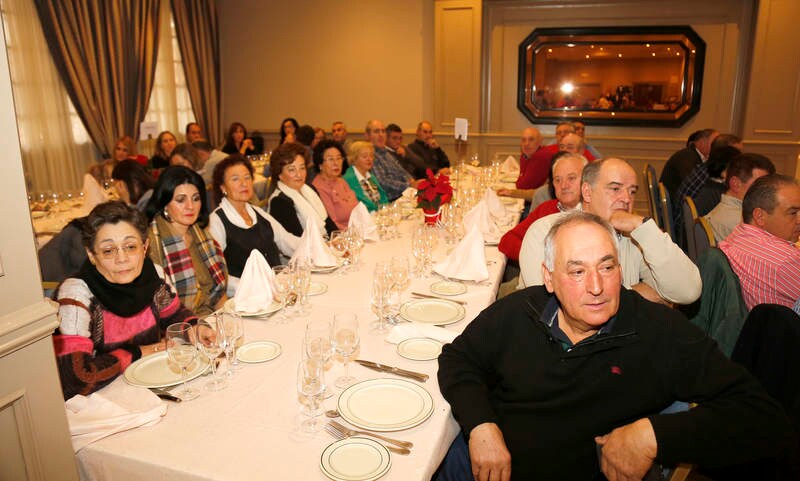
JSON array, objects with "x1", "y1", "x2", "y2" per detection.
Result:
[
  {"x1": 682, "y1": 196, "x2": 699, "y2": 260},
  {"x1": 657, "y1": 182, "x2": 675, "y2": 241},
  {"x1": 643, "y1": 164, "x2": 661, "y2": 229}
]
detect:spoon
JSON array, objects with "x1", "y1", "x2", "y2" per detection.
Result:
[{"x1": 325, "y1": 410, "x2": 340, "y2": 418}]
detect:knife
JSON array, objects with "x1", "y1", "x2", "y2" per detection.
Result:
[
  {"x1": 355, "y1": 360, "x2": 429, "y2": 382},
  {"x1": 150, "y1": 388, "x2": 182, "y2": 403},
  {"x1": 411, "y1": 291, "x2": 467, "y2": 305}
]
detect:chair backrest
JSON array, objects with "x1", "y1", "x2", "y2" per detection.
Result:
[
  {"x1": 657, "y1": 182, "x2": 674, "y2": 241},
  {"x1": 690, "y1": 247, "x2": 748, "y2": 357},
  {"x1": 643, "y1": 164, "x2": 661, "y2": 228},
  {"x1": 692, "y1": 216, "x2": 716, "y2": 261},
  {"x1": 682, "y1": 197, "x2": 699, "y2": 260}
]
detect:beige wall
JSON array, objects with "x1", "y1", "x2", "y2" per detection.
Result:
[{"x1": 219, "y1": 0, "x2": 435, "y2": 135}]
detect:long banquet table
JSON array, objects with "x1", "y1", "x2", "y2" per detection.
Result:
[{"x1": 75, "y1": 202, "x2": 521, "y2": 481}]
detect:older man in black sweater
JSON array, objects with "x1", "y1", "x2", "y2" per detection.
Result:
[{"x1": 438, "y1": 211, "x2": 789, "y2": 481}]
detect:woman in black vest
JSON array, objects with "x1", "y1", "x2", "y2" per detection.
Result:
[{"x1": 208, "y1": 155, "x2": 299, "y2": 296}]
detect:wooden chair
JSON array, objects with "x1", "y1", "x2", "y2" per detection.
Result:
[
  {"x1": 692, "y1": 216, "x2": 716, "y2": 260},
  {"x1": 643, "y1": 164, "x2": 661, "y2": 229},
  {"x1": 657, "y1": 182, "x2": 674, "y2": 241}
]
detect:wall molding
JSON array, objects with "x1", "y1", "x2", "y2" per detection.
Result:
[{"x1": 0, "y1": 300, "x2": 58, "y2": 358}]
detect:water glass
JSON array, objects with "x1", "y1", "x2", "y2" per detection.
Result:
[
  {"x1": 272, "y1": 265, "x2": 293, "y2": 323},
  {"x1": 165, "y1": 322, "x2": 199, "y2": 401},
  {"x1": 370, "y1": 263, "x2": 392, "y2": 333},
  {"x1": 220, "y1": 314, "x2": 244, "y2": 373},
  {"x1": 195, "y1": 317, "x2": 227, "y2": 391},
  {"x1": 297, "y1": 358, "x2": 325, "y2": 432},
  {"x1": 290, "y1": 258, "x2": 312, "y2": 315},
  {"x1": 304, "y1": 319, "x2": 333, "y2": 397}
]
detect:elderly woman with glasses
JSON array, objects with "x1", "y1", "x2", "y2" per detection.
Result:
[
  {"x1": 53, "y1": 201, "x2": 197, "y2": 399},
  {"x1": 145, "y1": 166, "x2": 228, "y2": 316},
  {"x1": 311, "y1": 139, "x2": 358, "y2": 230},
  {"x1": 267, "y1": 142, "x2": 338, "y2": 237}
]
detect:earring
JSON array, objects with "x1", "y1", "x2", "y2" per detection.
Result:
[
  {"x1": 222, "y1": 190, "x2": 227, "y2": 197},
  {"x1": 163, "y1": 209, "x2": 172, "y2": 222}
]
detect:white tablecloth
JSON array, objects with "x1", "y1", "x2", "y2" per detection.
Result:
[{"x1": 76, "y1": 200, "x2": 522, "y2": 481}]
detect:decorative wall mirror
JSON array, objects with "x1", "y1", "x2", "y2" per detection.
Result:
[{"x1": 517, "y1": 26, "x2": 706, "y2": 127}]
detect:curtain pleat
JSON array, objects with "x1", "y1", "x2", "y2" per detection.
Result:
[
  {"x1": 170, "y1": 0, "x2": 220, "y2": 146},
  {"x1": 33, "y1": 0, "x2": 160, "y2": 156}
]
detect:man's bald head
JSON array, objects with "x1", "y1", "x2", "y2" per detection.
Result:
[{"x1": 521, "y1": 127, "x2": 542, "y2": 157}]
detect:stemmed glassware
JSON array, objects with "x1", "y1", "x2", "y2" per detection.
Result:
[
  {"x1": 296, "y1": 358, "x2": 325, "y2": 433},
  {"x1": 411, "y1": 224, "x2": 437, "y2": 277},
  {"x1": 290, "y1": 258, "x2": 312, "y2": 315},
  {"x1": 272, "y1": 265, "x2": 294, "y2": 323},
  {"x1": 346, "y1": 227, "x2": 365, "y2": 270},
  {"x1": 220, "y1": 314, "x2": 244, "y2": 374},
  {"x1": 195, "y1": 317, "x2": 228, "y2": 391},
  {"x1": 332, "y1": 313, "x2": 360, "y2": 388},
  {"x1": 370, "y1": 263, "x2": 393, "y2": 333},
  {"x1": 329, "y1": 230, "x2": 351, "y2": 274},
  {"x1": 165, "y1": 322, "x2": 199, "y2": 401},
  {"x1": 304, "y1": 319, "x2": 334, "y2": 398}
]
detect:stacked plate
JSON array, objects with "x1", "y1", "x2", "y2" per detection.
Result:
[
  {"x1": 399, "y1": 299, "x2": 465, "y2": 326},
  {"x1": 337, "y1": 378, "x2": 435, "y2": 432},
  {"x1": 320, "y1": 437, "x2": 391, "y2": 481}
]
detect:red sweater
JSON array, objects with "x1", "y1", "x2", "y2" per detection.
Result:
[{"x1": 499, "y1": 199, "x2": 561, "y2": 261}]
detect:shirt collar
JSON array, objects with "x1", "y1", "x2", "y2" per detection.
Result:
[{"x1": 539, "y1": 296, "x2": 617, "y2": 349}]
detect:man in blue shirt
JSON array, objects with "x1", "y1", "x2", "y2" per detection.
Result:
[{"x1": 365, "y1": 119, "x2": 416, "y2": 201}]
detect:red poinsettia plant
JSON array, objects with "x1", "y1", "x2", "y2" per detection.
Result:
[{"x1": 416, "y1": 169, "x2": 453, "y2": 212}]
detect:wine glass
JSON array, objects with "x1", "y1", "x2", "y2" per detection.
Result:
[
  {"x1": 304, "y1": 319, "x2": 333, "y2": 398},
  {"x1": 296, "y1": 358, "x2": 325, "y2": 432},
  {"x1": 272, "y1": 265, "x2": 294, "y2": 323},
  {"x1": 220, "y1": 314, "x2": 244, "y2": 374},
  {"x1": 346, "y1": 227, "x2": 364, "y2": 270},
  {"x1": 165, "y1": 322, "x2": 199, "y2": 401},
  {"x1": 195, "y1": 317, "x2": 228, "y2": 391},
  {"x1": 290, "y1": 258, "x2": 312, "y2": 315},
  {"x1": 329, "y1": 230, "x2": 351, "y2": 274},
  {"x1": 370, "y1": 263, "x2": 392, "y2": 333},
  {"x1": 332, "y1": 313, "x2": 360, "y2": 388}
]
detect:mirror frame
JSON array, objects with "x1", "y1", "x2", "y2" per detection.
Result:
[{"x1": 517, "y1": 26, "x2": 706, "y2": 127}]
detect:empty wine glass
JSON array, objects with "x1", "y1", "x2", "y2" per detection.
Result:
[
  {"x1": 297, "y1": 358, "x2": 325, "y2": 432},
  {"x1": 220, "y1": 314, "x2": 244, "y2": 374},
  {"x1": 272, "y1": 265, "x2": 293, "y2": 323},
  {"x1": 329, "y1": 230, "x2": 351, "y2": 274},
  {"x1": 195, "y1": 317, "x2": 227, "y2": 391},
  {"x1": 332, "y1": 313, "x2": 359, "y2": 388},
  {"x1": 304, "y1": 319, "x2": 333, "y2": 398},
  {"x1": 346, "y1": 227, "x2": 364, "y2": 270},
  {"x1": 290, "y1": 258, "x2": 312, "y2": 315},
  {"x1": 370, "y1": 263, "x2": 392, "y2": 333},
  {"x1": 165, "y1": 322, "x2": 199, "y2": 401}
]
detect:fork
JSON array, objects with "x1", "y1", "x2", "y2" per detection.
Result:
[
  {"x1": 324, "y1": 424, "x2": 410, "y2": 455},
  {"x1": 328, "y1": 420, "x2": 414, "y2": 449}
]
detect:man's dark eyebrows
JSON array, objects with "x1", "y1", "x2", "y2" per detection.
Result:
[
  {"x1": 565, "y1": 260, "x2": 586, "y2": 267},
  {"x1": 598, "y1": 254, "x2": 617, "y2": 264},
  {"x1": 606, "y1": 181, "x2": 623, "y2": 188}
]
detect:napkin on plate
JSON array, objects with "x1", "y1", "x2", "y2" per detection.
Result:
[
  {"x1": 386, "y1": 322, "x2": 458, "y2": 345},
  {"x1": 348, "y1": 202, "x2": 379, "y2": 242},
  {"x1": 82, "y1": 174, "x2": 108, "y2": 212},
  {"x1": 433, "y1": 224, "x2": 490, "y2": 282},
  {"x1": 233, "y1": 249, "x2": 275, "y2": 312},
  {"x1": 463, "y1": 200, "x2": 502, "y2": 244},
  {"x1": 290, "y1": 217, "x2": 338, "y2": 267},
  {"x1": 65, "y1": 377, "x2": 166, "y2": 452},
  {"x1": 484, "y1": 188, "x2": 508, "y2": 219},
  {"x1": 501, "y1": 155, "x2": 520, "y2": 173}
]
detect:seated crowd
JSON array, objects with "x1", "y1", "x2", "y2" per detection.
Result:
[{"x1": 43, "y1": 118, "x2": 799, "y2": 480}]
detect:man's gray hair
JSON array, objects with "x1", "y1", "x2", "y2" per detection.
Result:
[
  {"x1": 543, "y1": 211, "x2": 619, "y2": 271},
  {"x1": 551, "y1": 152, "x2": 588, "y2": 173}
]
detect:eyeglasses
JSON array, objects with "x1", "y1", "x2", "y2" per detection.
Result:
[{"x1": 95, "y1": 242, "x2": 144, "y2": 260}]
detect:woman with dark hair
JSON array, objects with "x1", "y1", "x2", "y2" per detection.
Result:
[
  {"x1": 112, "y1": 160, "x2": 155, "y2": 211},
  {"x1": 149, "y1": 131, "x2": 178, "y2": 169},
  {"x1": 312, "y1": 139, "x2": 358, "y2": 230},
  {"x1": 208, "y1": 155, "x2": 298, "y2": 295},
  {"x1": 53, "y1": 201, "x2": 196, "y2": 399},
  {"x1": 268, "y1": 142, "x2": 337, "y2": 237},
  {"x1": 145, "y1": 166, "x2": 227, "y2": 315},
  {"x1": 279, "y1": 117, "x2": 299, "y2": 145},
  {"x1": 221, "y1": 122, "x2": 257, "y2": 156}
]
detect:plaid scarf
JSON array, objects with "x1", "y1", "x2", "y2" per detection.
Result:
[{"x1": 149, "y1": 215, "x2": 227, "y2": 312}]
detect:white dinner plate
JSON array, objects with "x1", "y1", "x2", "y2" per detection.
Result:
[
  {"x1": 397, "y1": 338, "x2": 443, "y2": 361},
  {"x1": 308, "y1": 281, "x2": 328, "y2": 296},
  {"x1": 399, "y1": 299, "x2": 465, "y2": 326},
  {"x1": 337, "y1": 378, "x2": 434, "y2": 432},
  {"x1": 430, "y1": 280, "x2": 467, "y2": 296},
  {"x1": 236, "y1": 341, "x2": 281, "y2": 363},
  {"x1": 123, "y1": 351, "x2": 208, "y2": 389},
  {"x1": 312, "y1": 264, "x2": 339, "y2": 274},
  {"x1": 500, "y1": 175, "x2": 518, "y2": 183},
  {"x1": 223, "y1": 298, "x2": 282, "y2": 317},
  {"x1": 320, "y1": 436, "x2": 391, "y2": 481}
]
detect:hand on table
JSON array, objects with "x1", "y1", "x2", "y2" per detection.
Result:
[
  {"x1": 469, "y1": 422, "x2": 511, "y2": 481},
  {"x1": 595, "y1": 418, "x2": 657, "y2": 481}
]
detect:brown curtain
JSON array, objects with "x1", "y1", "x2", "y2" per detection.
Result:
[
  {"x1": 170, "y1": 0, "x2": 220, "y2": 146},
  {"x1": 33, "y1": 0, "x2": 160, "y2": 157}
]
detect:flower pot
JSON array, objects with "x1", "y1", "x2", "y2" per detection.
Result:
[{"x1": 423, "y1": 207, "x2": 441, "y2": 225}]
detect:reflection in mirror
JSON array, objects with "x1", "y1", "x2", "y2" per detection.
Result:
[{"x1": 518, "y1": 27, "x2": 706, "y2": 127}]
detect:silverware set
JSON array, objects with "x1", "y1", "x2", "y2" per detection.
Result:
[
  {"x1": 324, "y1": 420, "x2": 411, "y2": 455},
  {"x1": 410, "y1": 291, "x2": 467, "y2": 305},
  {"x1": 355, "y1": 359, "x2": 429, "y2": 382}
]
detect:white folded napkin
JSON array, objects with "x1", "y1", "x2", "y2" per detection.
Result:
[
  {"x1": 401, "y1": 187, "x2": 417, "y2": 200},
  {"x1": 233, "y1": 250, "x2": 275, "y2": 312},
  {"x1": 290, "y1": 217, "x2": 338, "y2": 267},
  {"x1": 433, "y1": 225, "x2": 490, "y2": 282},
  {"x1": 348, "y1": 202, "x2": 379, "y2": 241},
  {"x1": 65, "y1": 377, "x2": 166, "y2": 452},
  {"x1": 386, "y1": 322, "x2": 458, "y2": 345},
  {"x1": 501, "y1": 155, "x2": 520, "y2": 173},
  {"x1": 463, "y1": 200, "x2": 502, "y2": 243},
  {"x1": 82, "y1": 174, "x2": 108, "y2": 212},
  {"x1": 484, "y1": 188, "x2": 508, "y2": 219}
]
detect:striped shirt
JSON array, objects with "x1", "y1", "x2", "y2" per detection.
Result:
[{"x1": 719, "y1": 223, "x2": 800, "y2": 311}]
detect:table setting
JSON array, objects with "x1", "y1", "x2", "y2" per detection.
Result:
[{"x1": 72, "y1": 163, "x2": 525, "y2": 481}]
